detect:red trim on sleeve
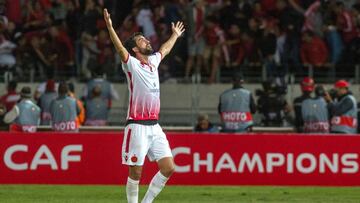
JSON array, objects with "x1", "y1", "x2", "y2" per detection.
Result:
[{"x1": 158, "y1": 51, "x2": 163, "y2": 60}]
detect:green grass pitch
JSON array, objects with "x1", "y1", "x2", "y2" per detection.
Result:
[{"x1": 1, "y1": 185, "x2": 360, "y2": 203}]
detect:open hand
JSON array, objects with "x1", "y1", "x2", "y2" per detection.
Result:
[
  {"x1": 172, "y1": 21, "x2": 185, "y2": 37},
  {"x1": 103, "y1": 8, "x2": 112, "y2": 27}
]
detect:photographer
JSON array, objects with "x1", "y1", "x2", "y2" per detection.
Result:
[
  {"x1": 293, "y1": 77, "x2": 314, "y2": 132},
  {"x1": 218, "y1": 72, "x2": 256, "y2": 132},
  {"x1": 301, "y1": 85, "x2": 330, "y2": 133},
  {"x1": 325, "y1": 80, "x2": 358, "y2": 134},
  {"x1": 257, "y1": 80, "x2": 289, "y2": 127}
]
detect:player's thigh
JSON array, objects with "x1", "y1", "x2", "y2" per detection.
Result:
[
  {"x1": 122, "y1": 124, "x2": 150, "y2": 166},
  {"x1": 147, "y1": 124, "x2": 172, "y2": 162}
]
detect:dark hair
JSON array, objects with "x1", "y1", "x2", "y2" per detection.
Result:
[
  {"x1": 232, "y1": 71, "x2": 244, "y2": 82},
  {"x1": 7, "y1": 80, "x2": 17, "y2": 90},
  {"x1": 91, "y1": 85, "x2": 102, "y2": 98},
  {"x1": 67, "y1": 82, "x2": 75, "y2": 93},
  {"x1": 58, "y1": 81, "x2": 69, "y2": 95},
  {"x1": 124, "y1": 32, "x2": 144, "y2": 56},
  {"x1": 315, "y1": 85, "x2": 326, "y2": 97},
  {"x1": 93, "y1": 66, "x2": 104, "y2": 77}
]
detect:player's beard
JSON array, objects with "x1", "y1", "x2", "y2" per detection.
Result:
[{"x1": 138, "y1": 44, "x2": 153, "y2": 55}]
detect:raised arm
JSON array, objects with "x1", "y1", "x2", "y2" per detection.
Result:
[
  {"x1": 103, "y1": 9, "x2": 129, "y2": 62},
  {"x1": 159, "y1": 21, "x2": 185, "y2": 59}
]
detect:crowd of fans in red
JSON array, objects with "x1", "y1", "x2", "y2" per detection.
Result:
[{"x1": 1, "y1": 0, "x2": 360, "y2": 83}]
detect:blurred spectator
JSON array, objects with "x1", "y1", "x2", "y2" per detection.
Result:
[
  {"x1": 297, "y1": 0, "x2": 322, "y2": 35},
  {"x1": 256, "y1": 80, "x2": 289, "y2": 127},
  {"x1": 50, "y1": 81, "x2": 80, "y2": 132},
  {"x1": 323, "y1": 23, "x2": 343, "y2": 65},
  {"x1": 5, "y1": 0, "x2": 25, "y2": 25},
  {"x1": 276, "y1": 0, "x2": 304, "y2": 33},
  {"x1": 68, "y1": 82, "x2": 85, "y2": 126},
  {"x1": 326, "y1": 80, "x2": 358, "y2": 134},
  {"x1": 0, "y1": 80, "x2": 20, "y2": 111},
  {"x1": 301, "y1": 85, "x2": 330, "y2": 133},
  {"x1": 258, "y1": 22, "x2": 278, "y2": 80},
  {"x1": 82, "y1": 68, "x2": 119, "y2": 108},
  {"x1": 334, "y1": 1, "x2": 358, "y2": 44},
  {"x1": 96, "y1": 29, "x2": 116, "y2": 76},
  {"x1": 300, "y1": 31, "x2": 328, "y2": 67},
  {"x1": 118, "y1": 15, "x2": 140, "y2": 42},
  {"x1": 80, "y1": 0, "x2": 102, "y2": 36},
  {"x1": 239, "y1": 30, "x2": 262, "y2": 74},
  {"x1": 293, "y1": 77, "x2": 315, "y2": 132},
  {"x1": 48, "y1": 25, "x2": 75, "y2": 78},
  {"x1": 0, "y1": 16, "x2": 16, "y2": 69},
  {"x1": 194, "y1": 113, "x2": 218, "y2": 132},
  {"x1": 203, "y1": 15, "x2": 229, "y2": 83},
  {"x1": 80, "y1": 31, "x2": 99, "y2": 79},
  {"x1": 136, "y1": 2, "x2": 159, "y2": 50},
  {"x1": 352, "y1": 3, "x2": 360, "y2": 27},
  {"x1": 3, "y1": 86, "x2": 41, "y2": 133},
  {"x1": 49, "y1": 0, "x2": 67, "y2": 24},
  {"x1": 65, "y1": 0, "x2": 82, "y2": 41},
  {"x1": 218, "y1": 72, "x2": 256, "y2": 132},
  {"x1": 28, "y1": 34, "x2": 54, "y2": 79},
  {"x1": 184, "y1": 0, "x2": 207, "y2": 82},
  {"x1": 218, "y1": 0, "x2": 247, "y2": 30},
  {"x1": 34, "y1": 77, "x2": 59, "y2": 101},
  {"x1": 0, "y1": 102, "x2": 7, "y2": 130},
  {"x1": 225, "y1": 23, "x2": 243, "y2": 68},
  {"x1": 84, "y1": 85, "x2": 108, "y2": 126},
  {"x1": 79, "y1": 0, "x2": 104, "y2": 79},
  {"x1": 38, "y1": 79, "x2": 57, "y2": 125},
  {"x1": 24, "y1": 1, "x2": 48, "y2": 30}
]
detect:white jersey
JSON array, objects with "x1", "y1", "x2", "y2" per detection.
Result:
[{"x1": 122, "y1": 52, "x2": 162, "y2": 121}]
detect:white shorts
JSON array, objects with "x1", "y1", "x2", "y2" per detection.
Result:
[{"x1": 122, "y1": 123, "x2": 172, "y2": 166}]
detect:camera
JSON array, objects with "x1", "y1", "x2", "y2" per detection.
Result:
[
  {"x1": 255, "y1": 81, "x2": 287, "y2": 97},
  {"x1": 315, "y1": 85, "x2": 326, "y2": 97}
]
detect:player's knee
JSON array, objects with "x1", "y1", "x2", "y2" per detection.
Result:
[
  {"x1": 161, "y1": 165, "x2": 175, "y2": 178},
  {"x1": 129, "y1": 168, "x2": 142, "y2": 180}
]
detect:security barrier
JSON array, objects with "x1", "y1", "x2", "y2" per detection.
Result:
[{"x1": 0, "y1": 132, "x2": 359, "y2": 186}]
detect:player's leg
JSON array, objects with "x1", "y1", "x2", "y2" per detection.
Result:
[
  {"x1": 141, "y1": 125, "x2": 174, "y2": 203},
  {"x1": 127, "y1": 165, "x2": 142, "y2": 203},
  {"x1": 122, "y1": 124, "x2": 150, "y2": 203},
  {"x1": 141, "y1": 157, "x2": 174, "y2": 203}
]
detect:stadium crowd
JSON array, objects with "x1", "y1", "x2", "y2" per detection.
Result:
[
  {"x1": 1, "y1": 0, "x2": 360, "y2": 83},
  {"x1": 0, "y1": 0, "x2": 360, "y2": 134}
]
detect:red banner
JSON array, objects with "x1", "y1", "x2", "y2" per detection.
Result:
[{"x1": 0, "y1": 132, "x2": 360, "y2": 186}]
